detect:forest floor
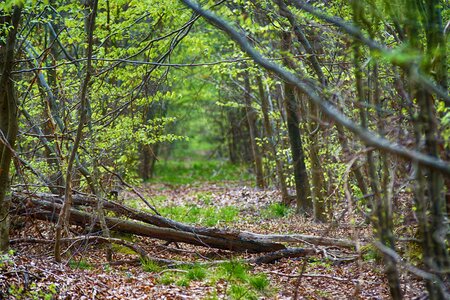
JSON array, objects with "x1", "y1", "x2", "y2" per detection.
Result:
[{"x1": 3, "y1": 181, "x2": 425, "y2": 299}]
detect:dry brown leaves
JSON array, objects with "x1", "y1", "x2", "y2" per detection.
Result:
[{"x1": 2, "y1": 183, "x2": 425, "y2": 299}]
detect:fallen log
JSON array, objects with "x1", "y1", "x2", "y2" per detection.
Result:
[
  {"x1": 13, "y1": 197, "x2": 285, "y2": 253},
  {"x1": 239, "y1": 232, "x2": 356, "y2": 249},
  {"x1": 11, "y1": 237, "x2": 317, "y2": 265},
  {"x1": 12, "y1": 191, "x2": 356, "y2": 249},
  {"x1": 11, "y1": 236, "x2": 150, "y2": 261}
]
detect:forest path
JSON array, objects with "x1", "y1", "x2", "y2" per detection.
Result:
[{"x1": 4, "y1": 182, "x2": 422, "y2": 299}]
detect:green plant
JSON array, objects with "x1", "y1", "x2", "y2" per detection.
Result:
[
  {"x1": 186, "y1": 265, "x2": 207, "y2": 281},
  {"x1": 112, "y1": 244, "x2": 137, "y2": 255},
  {"x1": 155, "y1": 260, "x2": 272, "y2": 298},
  {"x1": 229, "y1": 284, "x2": 257, "y2": 300},
  {"x1": 8, "y1": 283, "x2": 57, "y2": 300},
  {"x1": 150, "y1": 160, "x2": 253, "y2": 185},
  {"x1": 361, "y1": 244, "x2": 383, "y2": 262},
  {"x1": 176, "y1": 278, "x2": 191, "y2": 287},
  {"x1": 197, "y1": 191, "x2": 213, "y2": 205},
  {"x1": 248, "y1": 274, "x2": 269, "y2": 291},
  {"x1": 262, "y1": 203, "x2": 292, "y2": 218},
  {"x1": 404, "y1": 241, "x2": 423, "y2": 264},
  {"x1": 159, "y1": 273, "x2": 176, "y2": 285},
  {"x1": 219, "y1": 261, "x2": 249, "y2": 281},
  {"x1": 308, "y1": 258, "x2": 333, "y2": 270},
  {"x1": 102, "y1": 263, "x2": 112, "y2": 272},
  {"x1": 68, "y1": 259, "x2": 92, "y2": 270},
  {"x1": 203, "y1": 291, "x2": 219, "y2": 300},
  {"x1": 160, "y1": 204, "x2": 239, "y2": 226},
  {"x1": 0, "y1": 249, "x2": 14, "y2": 268},
  {"x1": 141, "y1": 259, "x2": 163, "y2": 272}
]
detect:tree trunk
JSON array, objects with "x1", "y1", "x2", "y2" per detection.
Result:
[
  {"x1": 405, "y1": 2, "x2": 450, "y2": 298},
  {"x1": 54, "y1": 0, "x2": 98, "y2": 262},
  {"x1": 140, "y1": 144, "x2": 159, "y2": 180},
  {"x1": 425, "y1": 0, "x2": 450, "y2": 218},
  {"x1": 11, "y1": 191, "x2": 357, "y2": 250},
  {"x1": 352, "y1": 3, "x2": 402, "y2": 298},
  {"x1": 307, "y1": 101, "x2": 326, "y2": 222},
  {"x1": 257, "y1": 75, "x2": 288, "y2": 201},
  {"x1": 283, "y1": 83, "x2": 312, "y2": 214},
  {"x1": 243, "y1": 69, "x2": 265, "y2": 189},
  {"x1": 0, "y1": 7, "x2": 21, "y2": 252},
  {"x1": 279, "y1": 29, "x2": 312, "y2": 213}
]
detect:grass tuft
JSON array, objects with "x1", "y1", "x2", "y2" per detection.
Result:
[
  {"x1": 68, "y1": 259, "x2": 92, "y2": 270},
  {"x1": 248, "y1": 274, "x2": 269, "y2": 291},
  {"x1": 219, "y1": 261, "x2": 249, "y2": 281},
  {"x1": 141, "y1": 259, "x2": 163, "y2": 272},
  {"x1": 160, "y1": 205, "x2": 239, "y2": 226},
  {"x1": 262, "y1": 202, "x2": 292, "y2": 218},
  {"x1": 186, "y1": 265, "x2": 207, "y2": 281}
]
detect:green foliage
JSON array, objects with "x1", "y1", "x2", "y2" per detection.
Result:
[
  {"x1": 218, "y1": 261, "x2": 249, "y2": 281},
  {"x1": 229, "y1": 284, "x2": 257, "y2": 300},
  {"x1": 308, "y1": 258, "x2": 333, "y2": 271},
  {"x1": 176, "y1": 277, "x2": 191, "y2": 287},
  {"x1": 157, "y1": 264, "x2": 208, "y2": 287},
  {"x1": 361, "y1": 244, "x2": 383, "y2": 262},
  {"x1": 68, "y1": 259, "x2": 92, "y2": 270},
  {"x1": 186, "y1": 265, "x2": 208, "y2": 281},
  {"x1": 261, "y1": 203, "x2": 292, "y2": 218},
  {"x1": 196, "y1": 191, "x2": 213, "y2": 205},
  {"x1": 0, "y1": 250, "x2": 14, "y2": 268},
  {"x1": 155, "y1": 261, "x2": 272, "y2": 299},
  {"x1": 315, "y1": 289, "x2": 332, "y2": 298},
  {"x1": 159, "y1": 204, "x2": 239, "y2": 227},
  {"x1": 150, "y1": 160, "x2": 252, "y2": 185},
  {"x1": 404, "y1": 241, "x2": 423, "y2": 265},
  {"x1": 7, "y1": 283, "x2": 57, "y2": 300},
  {"x1": 141, "y1": 259, "x2": 163, "y2": 273},
  {"x1": 203, "y1": 291, "x2": 219, "y2": 300},
  {"x1": 158, "y1": 273, "x2": 176, "y2": 285},
  {"x1": 102, "y1": 263, "x2": 112, "y2": 273},
  {"x1": 248, "y1": 274, "x2": 269, "y2": 291},
  {"x1": 112, "y1": 244, "x2": 137, "y2": 255}
]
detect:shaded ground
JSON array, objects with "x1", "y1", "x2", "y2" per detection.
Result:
[{"x1": 2, "y1": 182, "x2": 424, "y2": 299}]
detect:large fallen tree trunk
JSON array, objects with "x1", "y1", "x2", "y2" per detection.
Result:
[
  {"x1": 11, "y1": 191, "x2": 356, "y2": 252},
  {"x1": 13, "y1": 197, "x2": 284, "y2": 253}
]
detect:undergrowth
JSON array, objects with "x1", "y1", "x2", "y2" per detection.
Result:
[
  {"x1": 149, "y1": 160, "x2": 252, "y2": 185},
  {"x1": 68, "y1": 259, "x2": 92, "y2": 270},
  {"x1": 261, "y1": 202, "x2": 293, "y2": 218},
  {"x1": 159, "y1": 204, "x2": 240, "y2": 226},
  {"x1": 148, "y1": 260, "x2": 272, "y2": 300}
]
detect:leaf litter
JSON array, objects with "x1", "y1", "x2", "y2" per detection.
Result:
[{"x1": 2, "y1": 183, "x2": 425, "y2": 299}]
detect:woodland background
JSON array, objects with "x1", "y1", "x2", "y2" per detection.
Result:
[{"x1": 0, "y1": 0, "x2": 449, "y2": 299}]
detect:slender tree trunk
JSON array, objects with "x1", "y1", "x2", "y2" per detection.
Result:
[
  {"x1": 54, "y1": 0, "x2": 98, "y2": 262},
  {"x1": 45, "y1": 11, "x2": 65, "y2": 195},
  {"x1": 352, "y1": 2, "x2": 402, "y2": 298},
  {"x1": 425, "y1": 0, "x2": 450, "y2": 218},
  {"x1": 280, "y1": 31, "x2": 312, "y2": 214},
  {"x1": 276, "y1": 0, "x2": 327, "y2": 219},
  {"x1": 140, "y1": 144, "x2": 159, "y2": 180},
  {"x1": 0, "y1": 7, "x2": 21, "y2": 252},
  {"x1": 243, "y1": 69, "x2": 265, "y2": 189},
  {"x1": 307, "y1": 101, "x2": 326, "y2": 222},
  {"x1": 257, "y1": 75, "x2": 288, "y2": 201},
  {"x1": 404, "y1": 1, "x2": 449, "y2": 297}
]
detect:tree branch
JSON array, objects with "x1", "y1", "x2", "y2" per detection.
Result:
[{"x1": 180, "y1": 0, "x2": 450, "y2": 176}]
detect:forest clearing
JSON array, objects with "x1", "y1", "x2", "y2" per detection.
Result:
[{"x1": 0, "y1": 0, "x2": 449, "y2": 299}]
